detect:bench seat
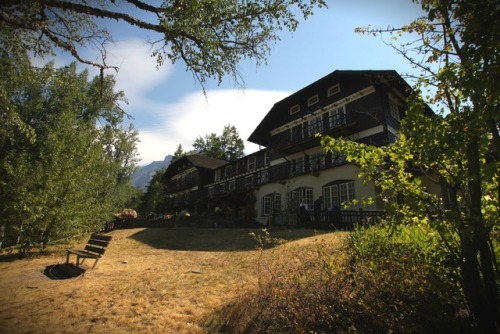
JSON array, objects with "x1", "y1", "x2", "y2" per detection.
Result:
[{"x1": 66, "y1": 233, "x2": 112, "y2": 269}]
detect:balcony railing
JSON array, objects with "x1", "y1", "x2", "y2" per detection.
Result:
[
  {"x1": 271, "y1": 113, "x2": 356, "y2": 153},
  {"x1": 165, "y1": 174, "x2": 200, "y2": 192},
  {"x1": 271, "y1": 208, "x2": 385, "y2": 230}
]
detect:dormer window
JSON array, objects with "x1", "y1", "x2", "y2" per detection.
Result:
[
  {"x1": 214, "y1": 169, "x2": 221, "y2": 182},
  {"x1": 327, "y1": 84, "x2": 340, "y2": 97},
  {"x1": 290, "y1": 104, "x2": 300, "y2": 115},
  {"x1": 247, "y1": 156, "x2": 256, "y2": 171},
  {"x1": 307, "y1": 94, "x2": 319, "y2": 106},
  {"x1": 389, "y1": 98, "x2": 400, "y2": 121}
]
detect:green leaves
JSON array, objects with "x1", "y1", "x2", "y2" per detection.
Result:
[
  {"x1": 0, "y1": 60, "x2": 139, "y2": 251},
  {"x1": 193, "y1": 123, "x2": 245, "y2": 161},
  {"x1": 1, "y1": 1, "x2": 326, "y2": 89}
]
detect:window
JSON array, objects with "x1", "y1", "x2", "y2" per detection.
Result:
[
  {"x1": 259, "y1": 170, "x2": 269, "y2": 183},
  {"x1": 331, "y1": 151, "x2": 346, "y2": 166},
  {"x1": 225, "y1": 165, "x2": 233, "y2": 177},
  {"x1": 214, "y1": 169, "x2": 221, "y2": 182},
  {"x1": 247, "y1": 156, "x2": 256, "y2": 171},
  {"x1": 327, "y1": 84, "x2": 340, "y2": 97},
  {"x1": 339, "y1": 182, "x2": 355, "y2": 204},
  {"x1": 263, "y1": 196, "x2": 272, "y2": 216},
  {"x1": 228, "y1": 180, "x2": 236, "y2": 192},
  {"x1": 307, "y1": 94, "x2": 319, "y2": 106},
  {"x1": 323, "y1": 181, "x2": 355, "y2": 208},
  {"x1": 329, "y1": 105, "x2": 346, "y2": 129},
  {"x1": 262, "y1": 194, "x2": 281, "y2": 215},
  {"x1": 264, "y1": 151, "x2": 271, "y2": 165},
  {"x1": 310, "y1": 153, "x2": 326, "y2": 172},
  {"x1": 389, "y1": 98, "x2": 400, "y2": 121},
  {"x1": 290, "y1": 156, "x2": 305, "y2": 175},
  {"x1": 291, "y1": 124, "x2": 304, "y2": 142},
  {"x1": 290, "y1": 104, "x2": 300, "y2": 115},
  {"x1": 308, "y1": 115, "x2": 323, "y2": 136},
  {"x1": 208, "y1": 187, "x2": 214, "y2": 198},
  {"x1": 245, "y1": 175, "x2": 253, "y2": 186},
  {"x1": 288, "y1": 188, "x2": 313, "y2": 210},
  {"x1": 219, "y1": 183, "x2": 226, "y2": 194}
]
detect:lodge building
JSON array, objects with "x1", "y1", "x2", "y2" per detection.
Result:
[{"x1": 161, "y1": 70, "x2": 428, "y2": 226}]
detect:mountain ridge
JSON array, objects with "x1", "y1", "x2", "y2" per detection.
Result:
[{"x1": 131, "y1": 155, "x2": 173, "y2": 191}]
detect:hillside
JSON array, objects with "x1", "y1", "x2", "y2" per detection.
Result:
[
  {"x1": 131, "y1": 155, "x2": 172, "y2": 191},
  {"x1": 0, "y1": 227, "x2": 339, "y2": 334}
]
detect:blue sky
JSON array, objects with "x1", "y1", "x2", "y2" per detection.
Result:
[{"x1": 63, "y1": 0, "x2": 426, "y2": 165}]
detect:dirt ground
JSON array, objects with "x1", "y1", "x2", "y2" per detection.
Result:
[{"x1": 0, "y1": 227, "x2": 343, "y2": 334}]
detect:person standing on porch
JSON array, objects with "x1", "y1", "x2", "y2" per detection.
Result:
[
  {"x1": 299, "y1": 201, "x2": 308, "y2": 226},
  {"x1": 314, "y1": 196, "x2": 323, "y2": 226}
]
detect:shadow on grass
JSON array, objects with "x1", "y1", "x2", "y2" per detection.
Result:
[
  {"x1": 43, "y1": 263, "x2": 85, "y2": 280},
  {"x1": 129, "y1": 227, "x2": 329, "y2": 252}
]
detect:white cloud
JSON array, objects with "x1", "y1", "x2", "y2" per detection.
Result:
[
  {"x1": 104, "y1": 39, "x2": 173, "y2": 103},
  {"x1": 136, "y1": 89, "x2": 290, "y2": 165}
]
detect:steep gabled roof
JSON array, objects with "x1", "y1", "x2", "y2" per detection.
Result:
[
  {"x1": 248, "y1": 70, "x2": 413, "y2": 147},
  {"x1": 185, "y1": 154, "x2": 228, "y2": 169},
  {"x1": 163, "y1": 154, "x2": 228, "y2": 180}
]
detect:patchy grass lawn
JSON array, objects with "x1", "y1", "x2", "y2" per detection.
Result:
[{"x1": 0, "y1": 227, "x2": 345, "y2": 334}]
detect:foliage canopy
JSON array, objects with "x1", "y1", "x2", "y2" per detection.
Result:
[
  {"x1": 0, "y1": 56, "x2": 140, "y2": 253},
  {"x1": 321, "y1": 0, "x2": 499, "y2": 331},
  {"x1": 193, "y1": 124, "x2": 245, "y2": 161},
  {"x1": 0, "y1": 0, "x2": 326, "y2": 86}
]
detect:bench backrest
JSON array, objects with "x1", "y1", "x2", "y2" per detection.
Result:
[{"x1": 83, "y1": 233, "x2": 112, "y2": 257}]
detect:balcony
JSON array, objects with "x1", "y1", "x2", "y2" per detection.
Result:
[
  {"x1": 271, "y1": 113, "x2": 357, "y2": 155},
  {"x1": 166, "y1": 176, "x2": 199, "y2": 192}
]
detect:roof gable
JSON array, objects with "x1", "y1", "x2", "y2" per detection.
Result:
[
  {"x1": 163, "y1": 154, "x2": 228, "y2": 180},
  {"x1": 247, "y1": 70, "x2": 411, "y2": 146}
]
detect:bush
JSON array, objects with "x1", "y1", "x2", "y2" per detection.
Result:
[{"x1": 209, "y1": 225, "x2": 473, "y2": 333}]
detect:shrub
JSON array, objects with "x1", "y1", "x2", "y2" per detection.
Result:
[{"x1": 210, "y1": 226, "x2": 473, "y2": 333}]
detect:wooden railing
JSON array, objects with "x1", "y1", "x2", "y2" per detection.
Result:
[{"x1": 271, "y1": 208, "x2": 385, "y2": 230}]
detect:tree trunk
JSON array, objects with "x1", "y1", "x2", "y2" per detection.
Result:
[{"x1": 461, "y1": 137, "x2": 499, "y2": 333}]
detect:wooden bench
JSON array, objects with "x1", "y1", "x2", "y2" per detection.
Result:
[{"x1": 66, "y1": 233, "x2": 112, "y2": 269}]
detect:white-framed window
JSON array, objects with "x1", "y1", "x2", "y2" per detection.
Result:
[
  {"x1": 288, "y1": 188, "x2": 313, "y2": 210},
  {"x1": 228, "y1": 180, "x2": 236, "y2": 192},
  {"x1": 262, "y1": 193, "x2": 281, "y2": 216},
  {"x1": 245, "y1": 175, "x2": 253, "y2": 186},
  {"x1": 329, "y1": 105, "x2": 346, "y2": 129},
  {"x1": 290, "y1": 104, "x2": 300, "y2": 115},
  {"x1": 308, "y1": 115, "x2": 323, "y2": 136},
  {"x1": 263, "y1": 196, "x2": 272, "y2": 216},
  {"x1": 264, "y1": 151, "x2": 271, "y2": 165},
  {"x1": 323, "y1": 181, "x2": 355, "y2": 208},
  {"x1": 307, "y1": 94, "x2": 319, "y2": 106},
  {"x1": 389, "y1": 98, "x2": 400, "y2": 121},
  {"x1": 340, "y1": 182, "x2": 356, "y2": 204},
  {"x1": 247, "y1": 156, "x2": 256, "y2": 171},
  {"x1": 219, "y1": 183, "x2": 226, "y2": 193},
  {"x1": 327, "y1": 84, "x2": 340, "y2": 97},
  {"x1": 214, "y1": 169, "x2": 221, "y2": 182}
]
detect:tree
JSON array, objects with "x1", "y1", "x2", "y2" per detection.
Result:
[
  {"x1": 0, "y1": 59, "x2": 140, "y2": 253},
  {"x1": 193, "y1": 124, "x2": 245, "y2": 161},
  {"x1": 173, "y1": 144, "x2": 185, "y2": 161},
  {"x1": 321, "y1": 0, "x2": 499, "y2": 331},
  {"x1": 220, "y1": 124, "x2": 246, "y2": 161},
  {"x1": 0, "y1": 0, "x2": 326, "y2": 86},
  {"x1": 139, "y1": 168, "x2": 167, "y2": 217}
]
